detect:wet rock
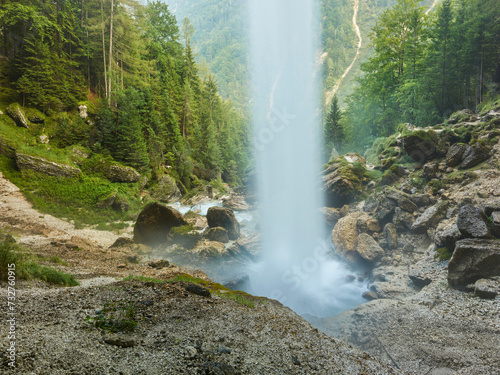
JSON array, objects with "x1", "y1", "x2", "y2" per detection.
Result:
[
  {"x1": 150, "y1": 174, "x2": 182, "y2": 203},
  {"x1": 331, "y1": 212, "x2": 363, "y2": 262},
  {"x1": 204, "y1": 227, "x2": 229, "y2": 243},
  {"x1": 133, "y1": 202, "x2": 188, "y2": 245},
  {"x1": 103, "y1": 163, "x2": 141, "y2": 183},
  {"x1": 356, "y1": 234, "x2": 384, "y2": 263},
  {"x1": 320, "y1": 207, "x2": 342, "y2": 228},
  {"x1": 448, "y1": 239, "x2": 500, "y2": 288},
  {"x1": 457, "y1": 205, "x2": 491, "y2": 239},
  {"x1": 434, "y1": 224, "x2": 463, "y2": 250},
  {"x1": 16, "y1": 153, "x2": 81, "y2": 178},
  {"x1": 446, "y1": 143, "x2": 468, "y2": 167},
  {"x1": 459, "y1": 142, "x2": 492, "y2": 169},
  {"x1": 185, "y1": 284, "x2": 211, "y2": 298},
  {"x1": 383, "y1": 223, "x2": 398, "y2": 249},
  {"x1": 411, "y1": 201, "x2": 450, "y2": 234},
  {"x1": 6, "y1": 102, "x2": 29, "y2": 128},
  {"x1": 362, "y1": 291, "x2": 378, "y2": 300},
  {"x1": 222, "y1": 195, "x2": 249, "y2": 211},
  {"x1": 374, "y1": 196, "x2": 397, "y2": 222},
  {"x1": 207, "y1": 207, "x2": 240, "y2": 241}
]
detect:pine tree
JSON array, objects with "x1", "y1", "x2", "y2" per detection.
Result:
[{"x1": 324, "y1": 95, "x2": 344, "y2": 155}]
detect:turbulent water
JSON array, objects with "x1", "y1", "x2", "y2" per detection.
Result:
[{"x1": 248, "y1": 0, "x2": 367, "y2": 317}]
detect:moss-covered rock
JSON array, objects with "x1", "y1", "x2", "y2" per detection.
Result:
[
  {"x1": 150, "y1": 174, "x2": 182, "y2": 203},
  {"x1": 15, "y1": 152, "x2": 81, "y2": 178},
  {"x1": 401, "y1": 128, "x2": 445, "y2": 163},
  {"x1": 6, "y1": 103, "x2": 29, "y2": 128},
  {"x1": 169, "y1": 224, "x2": 202, "y2": 249}
]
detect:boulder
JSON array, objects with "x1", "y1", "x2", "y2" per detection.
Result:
[
  {"x1": 112, "y1": 196, "x2": 130, "y2": 212},
  {"x1": 434, "y1": 224, "x2": 463, "y2": 250},
  {"x1": 15, "y1": 153, "x2": 81, "y2": 178},
  {"x1": 322, "y1": 155, "x2": 367, "y2": 208},
  {"x1": 97, "y1": 190, "x2": 117, "y2": 209},
  {"x1": 356, "y1": 214, "x2": 381, "y2": 234},
  {"x1": 169, "y1": 225, "x2": 202, "y2": 249},
  {"x1": 448, "y1": 239, "x2": 500, "y2": 288},
  {"x1": 103, "y1": 163, "x2": 141, "y2": 183},
  {"x1": 383, "y1": 223, "x2": 398, "y2": 249},
  {"x1": 150, "y1": 174, "x2": 182, "y2": 203},
  {"x1": 222, "y1": 195, "x2": 249, "y2": 211},
  {"x1": 203, "y1": 227, "x2": 229, "y2": 243},
  {"x1": 385, "y1": 188, "x2": 418, "y2": 213},
  {"x1": 0, "y1": 136, "x2": 16, "y2": 159},
  {"x1": 320, "y1": 207, "x2": 342, "y2": 228},
  {"x1": 78, "y1": 104, "x2": 88, "y2": 119},
  {"x1": 491, "y1": 211, "x2": 500, "y2": 238},
  {"x1": 356, "y1": 234, "x2": 384, "y2": 263},
  {"x1": 411, "y1": 193, "x2": 434, "y2": 207},
  {"x1": 401, "y1": 128, "x2": 443, "y2": 163},
  {"x1": 472, "y1": 278, "x2": 499, "y2": 299},
  {"x1": 457, "y1": 204, "x2": 491, "y2": 239},
  {"x1": 459, "y1": 142, "x2": 492, "y2": 169},
  {"x1": 483, "y1": 201, "x2": 500, "y2": 217},
  {"x1": 206, "y1": 207, "x2": 240, "y2": 240},
  {"x1": 422, "y1": 162, "x2": 439, "y2": 180},
  {"x1": 133, "y1": 202, "x2": 188, "y2": 245},
  {"x1": 331, "y1": 212, "x2": 363, "y2": 262},
  {"x1": 392, "y1": 207, "x2": 415, "y2": 230},
  {"x1": 408, "y1": 274, "x2": 433, "y2": 289},
  {"x1": 6, "y1": 103, "x2": 29, "y2": 128},
  {"x1": 411, "y1": 201, "x2": 450, "y2": 234},
  {"x1": 446, "y1": 143, "x2": 468, "y2": 167}
]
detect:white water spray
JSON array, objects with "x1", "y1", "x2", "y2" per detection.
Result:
[{"x1": 248, "y1": 0, "x2": 367, "y2": 317}]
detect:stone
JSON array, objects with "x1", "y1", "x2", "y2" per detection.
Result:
[
  {"x1": 150, "y1": 174, "x2": 182, "y2": 203},
  {"x1": 104, "y1": 336, "x2": 136, "y2": 348},
  {"x1": 393, "y1": 207, "x2": 415, "y2": 230},
  {"x1": 185, "y1": 283, "x2": 211, "y2": 298},
  {"x1": 472, "y1": 278, "x2": 499, "y2": 299},
  {"x1": 384, "y1": 188, "x2": 418, "y2": 213},
  {"x1": 374, "y1": 196, "x2": 397, "y2": 222},
  {"x1": 78, "y1": 104, "x2": 88, "y2": 119},
  {"x1": 199, "y1": 361, "x2": 237, "y2": 375},
  {"x1": 112, "y1": 196, "x2": 130, "y2": 212},
  {"x1": 411, "y1": 194, "x2": 433, "y2": 207},
  {"x1": 320, "y1": 207, "x2": 342, "y2": 228},
  {"x1": 206, "y1": 207, "x2": 240, "y2": 241},
  {"x1": 226, "y1": 235, "x2": 261, "y2": 261},
  {"x1": 362, "y1": 291, "x2": 378, "y2": 300},
  {"x1": 356, "y1": 214, "x2": 381, "y2": 234},
  {"x1": 97, "y1": 190, "x2": 117, "y2": 209},
  {"x1": 148, "y1": 259, "x2": 170, "y2": 269},
  {"x1": 411, "y1": 201, "x2": 450, "y2": 234},
  {"x1": 39, "y1": 135, "x2": 49, "y2": 144},
  {"x1": 192, "y1": 240, "x2": 226, "y2": 258},
  {"x1": 401, "y1": 128, "x2": 443, "y2": 163},
  {"x1": 6, "y1": 103, "x2": 29, "y2": 128},
  {"x1": 331, "y1": 212, "x2": 363, "y2": 263},
  {"x1": 222, "y1": 195, "x2": 249, "y2": 211},
  {"x1": 422, "y1": 162, "x2": 439, "y2": 180},
  {"x1": 448, "y1": 239, "x2": 500, "y2": 288},
  {"x1": 110, "y1": 237, "x2": 135, "y2": 248},
  {"x1": 383, "y1": 223, "x2": 398, "y2": 249},
  {"x1": 356, "y1": 233, "x2": 384, "y2": 263},
  {"x1": 446, "y1": 143, "x2": 468, "y2": 167},
  {"x1": 459, "y1": 142, "x2": 492, "y2": 169},
  {"x1": 204, "y1": 227, "x2": 229, "y2": 243},
  {"x1": 133, "y1": 202, "x2": 188, "y2": 245},
  {"x1": 16, "y1": 153, "x2": 81, "y2": 178},
  {"x1": 397, "y1": 196, "x2": 418, "y2": 213},
  {"x1": 0, "y1": 136, "x2": 16, "y2": 159},
  {"x1": 483, "y1": 201, "x2": 500, "y2": 217},
  {"x1": 434, "y1": 224, "x2": 463, "y2": 250},
  {"x1": 409, "y1": 274, "x2": 433, "y2": 288},
  {"x1": 457, "y1": 204, "x2": 491, "y2": 239},
  {"x1": 103, "y1": 163, "x2": 141, "y2": 183}
]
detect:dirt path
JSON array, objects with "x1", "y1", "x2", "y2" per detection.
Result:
[
  {"x1": 425, "y1": 0, "x2": 440, "y2": 15},
  {"x1": 325, "y1": 0, "x2": 362, "y2": 106}
]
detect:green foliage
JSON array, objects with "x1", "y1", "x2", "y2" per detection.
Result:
[
  {"x1": 0, "y1": 240, "x2": 78, "y2": 286},
  {"x1": 86, "y1": 301, "x2": 138, "y2": 333},
  {"x1": 435, "y1": 247, "x2": 452, "y2": 261},
  {"x1": 324, "y1": 95, "x2": 345, "y2": 158},
  {"x1": 122, "y1": 275, "x2": 165, "y2": 283}
]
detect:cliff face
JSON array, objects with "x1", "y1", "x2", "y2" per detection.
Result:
[{"x1": 314, "y1": 105, "x2": 500, "y2": 374}]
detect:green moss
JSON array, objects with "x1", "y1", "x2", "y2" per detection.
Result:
[
  {"x1": 427, "y1": 179, "x2": 445, "y2": 193},
  {"x1": 85, "y1": 301, "x2": 137, "y2": 333},
  {"x1": 122, "y1": 275, "x2": 165, "y2": 283},
  {"x1": 435, "y1": 247, "x2": 452, "y2": 261},
  {"x1": 170, "y1": 224, "x2": 196, "y2": 235}
]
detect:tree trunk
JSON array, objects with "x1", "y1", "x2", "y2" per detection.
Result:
[
  {"x1": 109, "y1": 0, "x2": 114, "y2": 104},
  {"x1": 101, "y1": 0, "x2": 107, "y2": 99}
]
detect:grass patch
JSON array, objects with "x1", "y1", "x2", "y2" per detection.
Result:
[
  {"x1": 434, "y1": 247, "x2": 453, "y2": 261},
  {"x1": 0, "y1": 155, "x2": 140, "y2": 228},
  {"x1": 0, "y1": 240, "x2": 79, "y2": 286},
  {"x1": 85, "y1": 301, "x2": 137, "y2": 333},
  {"x1": 122, "y1": 275, "x2": 165, "y2": 283}
]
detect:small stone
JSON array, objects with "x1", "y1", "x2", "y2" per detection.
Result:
[
  {"x1": 216, "y1": 346, "x2": 232, "y2": 354},
  {"x1": 104, "y1": 336, "x2": 136, "y2": 348},
  {"x1": 473, "y1": 278, "x2": 499, "y2": 299},
  {"x1": 409, "y1": 274, "x2": 432, "y2": 288},
  {"x1": 185, "y1": 346, "x2": 198, "y2": 359},
  {"x1": 362, "y1": 291, "x2": 378, "y2": 300},
  {"x1": 185, "y1": 283, "x2": 211, "y2": 298}
]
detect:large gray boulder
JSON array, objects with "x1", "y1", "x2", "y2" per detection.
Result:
[
  {"x1": 448, "y1": 239, "x2": 500, "y2": 288},
  {"x1": 446, "y1": 143, "x2": 468, "y2": 167},
  {"x1": 103, "y1": 163, "x2": 141, "y2": 183},
  {"x1": 411, "y1": 201, "x2": 450, "y2": 234},
  {"x1": 133, "y1": 202, "x2": 188, "y2": 245},
  {"x1": 459, "y1": 142, "x2": 492, "y2": 169},
  {"x1": 457, "y1": 204, "x2": 491, "y2": 239},
  {"x1": 356, "y1": 234, "x2": 384, "y2": 263},
  {"x1": 6, "y1": 103, "x2": 29, "y2": 128},
  {"x1": 434, "y1": 224, "x2": 463, "y2": 250},
  {"x1": 16, "y1": 153, "x2": 81, "y2": 178},
  {"x1": 206, "y1": 207, "x2": 240, "y2": 241}
]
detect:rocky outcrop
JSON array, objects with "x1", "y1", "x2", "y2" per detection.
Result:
[
  {"x1": 133, "y1": 202, "x2": 188, "y2": 245},
  {"x1": 383, "y1": 223, "x2": 398, "y2": 249},
  {"x1": 15, "y1": 153, "x2": 81, "y2": 178},
  {"x1": 103, "y1": 163, "x2": 141, "y2": 183},
  {"x1": 150, "y1": 174, "x2": 182, "y2": 203},
  {"x1": 6, "y1": 103, "x2": 29, "y2": 128},
  {"x1": 331, "y1": 212, "x2": 363, "y2": 262},
  {"x1": 411, "y1": 201, "x2": 450, "y2": 234},
  {"x1": 401, "y1": 128, "x2": 444, "y2": 163},
  {"x1": 206, "y1": 207, "x2": 240, "y2": 240},
  {"x1": 472, "y1": 278, "x2": 499, "y2": 299},
  {"x1": 448, "y1": 239, "x2": 500, "y2": 288},
  {"x1": 446, "y1": 143, "x2": 468, "y2": 167},
  {"x1": 434, "y1": 224, "x2": 463, "y2": 250},
  {"x1": 457, "y1": 204, "x2": 491, "y2": 238}
]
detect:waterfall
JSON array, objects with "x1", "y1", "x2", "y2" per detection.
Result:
[{"x1": 248, "y1": 0, "x2": 366, "y2": 317}]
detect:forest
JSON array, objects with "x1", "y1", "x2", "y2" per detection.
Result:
[{"x1": 0, "y1": 0, "x2": 249, "y2": 188}]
